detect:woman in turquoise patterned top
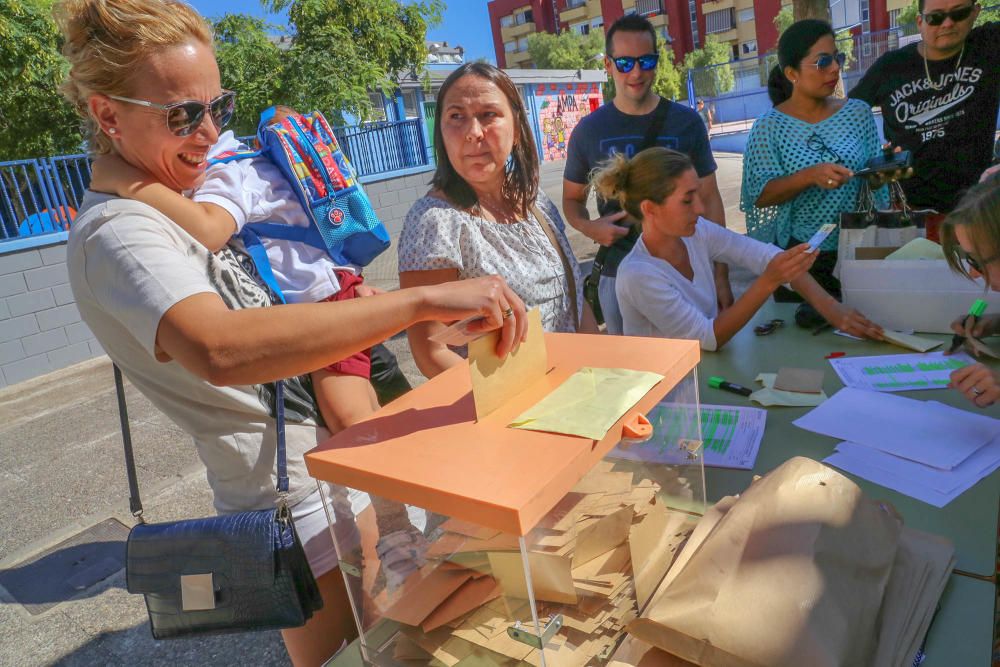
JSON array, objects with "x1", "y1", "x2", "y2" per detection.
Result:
[{"x1": 741, "y1": 19, "x2": 887, "y2": 301}]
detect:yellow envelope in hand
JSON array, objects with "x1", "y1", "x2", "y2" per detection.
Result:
[{"x1": 509, "y1": 367, "x2": 664, "y2": 440}]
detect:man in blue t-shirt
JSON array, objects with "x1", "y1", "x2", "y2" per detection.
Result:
[{"x1": 564, "y1": 14, "x2": 731, "y2": 335}]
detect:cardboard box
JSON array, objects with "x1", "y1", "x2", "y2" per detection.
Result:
[{"x1": 840, "y1": 248, "x2": 1000, "y2": 334}]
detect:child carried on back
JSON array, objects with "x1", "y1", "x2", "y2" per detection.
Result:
[{"x1": 91, "y1": 105, "x2": 425, "y2": 589}]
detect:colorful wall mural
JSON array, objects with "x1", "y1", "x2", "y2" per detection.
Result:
[{"x1": 535, "y1": 82, "x2": 602, "y2": 162}]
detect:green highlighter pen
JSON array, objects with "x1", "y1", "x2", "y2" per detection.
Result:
[
  {"x1": 708, "y1": 375, "x2": 752, "y2": 397},
  {"x1": 948, "y1": 298, "x2": 988, "y2": 354}
]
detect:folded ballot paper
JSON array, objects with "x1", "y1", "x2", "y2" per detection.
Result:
[
  {"x1": 626, "y1": 457, "x2": 955, "y2": 667},
  {"x1": 793, "y1": 388, "x2": 1000, "y2": 505}
]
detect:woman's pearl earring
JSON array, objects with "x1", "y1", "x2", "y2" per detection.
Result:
[{"x1": 107, "y1": 128, "x2": 117, "y2": 135}]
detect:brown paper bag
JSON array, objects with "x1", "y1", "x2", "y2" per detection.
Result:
[{"x1": 628, "y1": 457, "x2": 902, "y2": 667}]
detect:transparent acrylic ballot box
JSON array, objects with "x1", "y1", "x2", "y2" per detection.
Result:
[{"x1": 305, "y1": 333, "x2": 705, "y2": 666}]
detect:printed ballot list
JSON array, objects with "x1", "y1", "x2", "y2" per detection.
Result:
[
  {"x1": 611, "y1": 403, "x2": 766, "y2": 470},
  {"x1": 828, "y1": 351, "x2": 974, "y2": 392}
]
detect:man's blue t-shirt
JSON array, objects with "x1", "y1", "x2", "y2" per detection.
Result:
[{"x1": 564, "y1": 98, "x2": 717, "y2": 275}]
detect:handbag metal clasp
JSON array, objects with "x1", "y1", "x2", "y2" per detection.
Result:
[{"x1": 181, "y1": 573, "x2": 216, "y2": 611}]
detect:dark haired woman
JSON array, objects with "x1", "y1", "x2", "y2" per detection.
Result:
[
  {"x1": 741, "y1": 19, "x2": 887, "y2": 301},
  {"x1": 399, "y1": 63, "x2": 598, "y2": 378}
]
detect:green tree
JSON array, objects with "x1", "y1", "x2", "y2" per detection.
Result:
[
  {"x1": 774, "y1": 6, "x2": 794, "y2": 35},
  {"x1": 0, "y1": 0, "x2": 82, "y2": 160},
  {"x1": 652, "y1": 45, "x2": 683, "y2": 101},
  {"x1": 898, "y1": 0, "x2": 919, "y2": 26},
  {"x1": 264, "y1": 0, "x2": 442, "y2": 122},
  {"x1": 897, "y1": 0, "x2": 997, "y2": 28},
  {"x1": 526, "y1": 30, "x2": 604, "y2": 70},
  {"x1": 793, "y1": 0, "x2": 831, "y2": 21},
  {"x1": 213, "y1": 14, "x2": 285, "y2": 136},
  {"x1": 975, "y1": 3, "x2": 1000, "y2": 26},
  {"x1": 683, "y1": 36, "x2": 735, "y2": 99}
]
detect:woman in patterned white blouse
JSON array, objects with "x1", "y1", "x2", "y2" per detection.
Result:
[{"x1": 399, "y1": 63, "x2": 599, "y2": 378}]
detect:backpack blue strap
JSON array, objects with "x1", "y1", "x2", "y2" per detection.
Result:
[
  {"x1": 238, "y1": 226, "x2": 287, "y2": 304},
  {"x1": 208, "y1": 149, "x2": 261, "y2": 166},
  {"x1": 258, "y1": 106, "x2": 278, "y2": 137},
  {"x1": 243, "y1": 222, "x2": 328, "y2": 252}
]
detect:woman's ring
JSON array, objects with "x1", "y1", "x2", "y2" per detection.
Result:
[
  {"x1": 972, "y1": 387, "x2": 983, "y2": 396},
  {"x1": 827, "y1": 178, "x2": 835, "y2": 185},
  {"x1": 502, "y1": 307, "x2": 514, "y2": 320}
]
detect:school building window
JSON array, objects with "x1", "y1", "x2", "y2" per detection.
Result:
[
  {"x1": 738, "y1": 8, "x2": 755, "y2": 23},
  {"x1": 705, "y1": 8, "x2": 735, "y2": 33},
  {"x1": 689, "y1": 0, "x2": 700, "y2": 46},
  {"x1": 402, "y1": 90, "x2": 420, "y2": 119},
  {"x1": 367, "y1": 92, "x2": 387, "y2": 122},
  {"x1": 741, "y1": 40, "x2": 757, "y2": 55}
]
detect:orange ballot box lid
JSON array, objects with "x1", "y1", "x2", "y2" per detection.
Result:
[{"x1": 305, "y1": 333, "x2": 700, "y2": 536}]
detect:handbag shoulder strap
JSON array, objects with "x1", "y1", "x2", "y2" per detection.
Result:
[
  {"x1": 532, "y1": 203, "x2": 580, "y2": 329},
  {"x1": 639, "y1": 98, "x2": 670, "y2": 152},
  {"x1": 115, "y1": 363, "x2": 288, "y2": 518},
  {"x1": 589, "y1": 98, "x2": 669, "y2": 269}
]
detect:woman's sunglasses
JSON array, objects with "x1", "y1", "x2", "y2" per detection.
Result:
[
  {"x1": 806, "y1": 52, "x2": 847, "y2": 70},
  {"x1": 611, "y1": 53, "x2": 659, "y2": 74},
  {"x1": 108, "y1": 90, "x2": 237, "y2": 137},
  {"x1": 922, "y1": 4, "x2": 975, "y2": 25}
]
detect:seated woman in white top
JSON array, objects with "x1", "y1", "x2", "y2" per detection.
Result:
[{"x1": 594, "y1": 147, "x2": 883, "y2": 350}]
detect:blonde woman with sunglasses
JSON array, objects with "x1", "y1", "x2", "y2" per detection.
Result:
[{"x1": 57, "y1": 0, "x2": 528, "y2": 663}]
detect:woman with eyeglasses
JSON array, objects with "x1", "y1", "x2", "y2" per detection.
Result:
[
  {"x1": 57, "y1": 0, "x2": 527, "y2": 663},
  {"x1": 942, "y1": 174, "x2": 1000, "y2": 407},
  {"x1": 741, "y1": 19, "x2": 888, "y2": 318}
]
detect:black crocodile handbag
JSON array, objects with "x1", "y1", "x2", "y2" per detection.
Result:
[{"x1": 118, "y1": 372, "x2": 323, "y2": 639}]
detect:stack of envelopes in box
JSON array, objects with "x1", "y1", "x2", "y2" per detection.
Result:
[{"x1": 361, "y1": 462, "x2": 698, "y2": 666}]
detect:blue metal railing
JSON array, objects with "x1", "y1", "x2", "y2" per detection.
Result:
[
  {"x1": 2, "y1": 118, "x2": 428, "y2": 247},
  {"x1": 0, "y1": 156, "x2": 90, "y2": 243},
  {"x1": 240, "y1": 118, "x2": 429, "y2": 179},
  {"x1": 333, "y1": 118, "x2": 428, "y2": 178}
]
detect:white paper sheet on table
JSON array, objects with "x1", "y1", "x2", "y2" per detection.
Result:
[
  {"x1": 793, "y1": 387, "x2": 1000, "y2": 469},
  {"x1": 828, "y1": 351, "x2": 974, "y2": 392},
  {"x1": 824, "y1": 434, "x2": 1000, "y2": 507}
]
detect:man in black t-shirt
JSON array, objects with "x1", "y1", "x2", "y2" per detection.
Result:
[
  {"x1": 563, "y1": 14, "x2": 730, "y2": 335},
  {"x1": 850, "y1": 2, "x2": 999, "y2": 213}
]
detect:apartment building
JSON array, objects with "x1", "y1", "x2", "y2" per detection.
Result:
[{"x1": 489, "y1": 0, "x2": 890, "y2": 68}]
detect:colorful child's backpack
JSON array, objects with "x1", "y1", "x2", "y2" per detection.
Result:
[{"x1": 212, "y1": 107, "x2": 390, "y2": 302}]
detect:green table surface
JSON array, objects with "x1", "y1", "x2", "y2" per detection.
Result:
[
  {"x1": 326, "y1": 304, "x2": 999, "y2": 666},
  {"x1": 699, "y1": 302, "x2": 1000, "y2": 578},
  {"x1": 325, "y1": 573, "x2": 995, "y2": 666}
]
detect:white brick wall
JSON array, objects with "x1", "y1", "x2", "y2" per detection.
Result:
[
  {"x1": 0, "y1": 165, "x2": 435, "y2": 386},
  {"x1": 0, "y1": 243, "x2": 97, "y2": 388}
]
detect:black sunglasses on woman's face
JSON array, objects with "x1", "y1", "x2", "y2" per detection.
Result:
[
  {"x1": 108, "y1": 91, "x2": 237, "y2": 137},
  {"x1": 806, "y1": 52, "x2": 847, "y2": 70}
]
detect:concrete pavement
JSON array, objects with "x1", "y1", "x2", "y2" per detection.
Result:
[{"x1": 0, "y1": 154, "x2": 748, "y2": 667}]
